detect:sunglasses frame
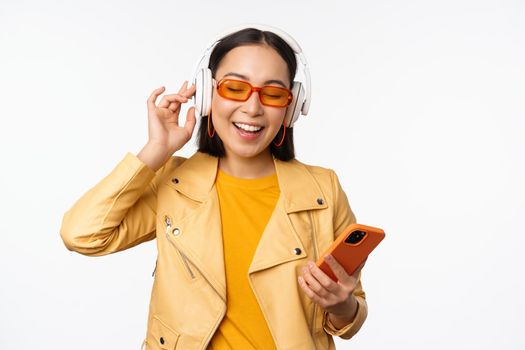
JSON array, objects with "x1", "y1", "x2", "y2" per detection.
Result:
[{"x1": 214, "y1": 78, "x2": 293, "y2": 107}]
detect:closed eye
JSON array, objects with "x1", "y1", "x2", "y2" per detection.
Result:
[{"x1": 226, "y1": 87, "x2": 244, "y2": 92}]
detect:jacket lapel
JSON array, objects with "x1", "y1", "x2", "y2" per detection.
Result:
[
  {"x1": 248, "y1": 158, "x2": 328, "y2": 274},
  {"x1": 162, "y1": 152, "x2": 330, "y2": 297}
]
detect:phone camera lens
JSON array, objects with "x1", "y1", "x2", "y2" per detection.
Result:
[{"x1": 345, "y1": 230, "x2": 367, "y2": 245}]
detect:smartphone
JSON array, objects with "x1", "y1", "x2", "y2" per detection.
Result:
[{"x1": 316, "y1": 223, "x2": 385, "y2": 281}]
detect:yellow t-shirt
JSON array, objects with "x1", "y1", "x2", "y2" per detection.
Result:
[{"x1": 209, "y1": 169, "x2": 279, "y2": 350}]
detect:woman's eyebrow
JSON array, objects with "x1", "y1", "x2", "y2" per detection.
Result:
[{"x1": 221, "y1": 72, "x2": 287, "y2": 88}]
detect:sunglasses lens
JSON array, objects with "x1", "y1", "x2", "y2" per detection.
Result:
[
  {"x1": 260, "y1": 86, "x2": 292, "y2": 107},
  {"x1": 218, "y1": 80, "x2": 251, "y2": 100},
  {"x1": 217, "y1": 79, "x2": 293, "y2": 107}
]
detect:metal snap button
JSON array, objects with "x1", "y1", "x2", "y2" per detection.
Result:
[
  {"x1": 293, "y1": 248, "x2": 302, "y2": 255},
  {"x1": 159, "y1": 336, "x2": 165, "y2": 344},
  {"x1": 171, "y1": 178, "x2": 179, "y2": 184},
  {"x1": 172, "y1": 228, "x2": 180, "y2": 236},
  {"x1": 316, "y1": 198, "x2": 324, "y2": 205}
]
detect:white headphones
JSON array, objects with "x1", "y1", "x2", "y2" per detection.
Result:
[{"x1": 191, "y1": 23, "x2": 311, "y2": 128}]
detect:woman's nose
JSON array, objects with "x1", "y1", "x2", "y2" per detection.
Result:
[{"x1": 241, "y1": 90, "x2": 264, "y2": 116}]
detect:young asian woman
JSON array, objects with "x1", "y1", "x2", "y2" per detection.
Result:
[{"x1": 60, "y1": 25, "x2": 368, "y2": 350}]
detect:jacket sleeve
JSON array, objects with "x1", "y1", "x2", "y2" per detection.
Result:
[
  {"x1": 60, "y1": 152, "x2": 164, "y2": 256},
  {"x1": 322, "y1": 170, "x2": 368, "y2": 340}
]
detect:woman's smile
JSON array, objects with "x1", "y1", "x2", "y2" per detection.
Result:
[{"x1": 232, "y1": 121, "x2": 265, "y2": 140}]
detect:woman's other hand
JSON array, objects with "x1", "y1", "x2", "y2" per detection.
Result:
[
  {"x1": 138, "y1": 81, "x2": 196, "y2": 171},
  {"x1": 298, "y1": 255, "x2": 366, "y2": 329}
]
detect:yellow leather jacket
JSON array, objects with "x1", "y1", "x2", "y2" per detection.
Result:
[{"x1": 60, "y1": 151, "x2": 368, "y2": 349}]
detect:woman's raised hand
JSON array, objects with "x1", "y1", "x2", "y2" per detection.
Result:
[
  {"x1": 138, "y1": 81, "x2": 197, "y2": 171},
  {"x1": 147, "y1": 81, "x2": 197, "y2": 152}
]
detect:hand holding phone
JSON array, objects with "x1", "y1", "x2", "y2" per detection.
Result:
[{"x1": 316, "y1": 223, "x2": 385, "y2": 281}]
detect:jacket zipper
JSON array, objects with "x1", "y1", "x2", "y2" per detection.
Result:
[
  {"x1": 163, "y1": 215, "x2": 227, "y2": 349},
  {"x1": 151, "y1": 259, "x2": 157, "y2": 277},
  {"x1": 308, "y1": 211, "x2": 320, "y2": 337},
  {"x1": 164, "y1": 215, "x2": 195, "y2": 279}
]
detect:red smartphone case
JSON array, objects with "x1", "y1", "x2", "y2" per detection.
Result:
[{"x1": 316, "y1": 223, "x2": 385, "y2": 281}]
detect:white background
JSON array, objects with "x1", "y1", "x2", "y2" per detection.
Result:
[{"x1": 1, "y1": 0, "x2": 524, "y2": 349}]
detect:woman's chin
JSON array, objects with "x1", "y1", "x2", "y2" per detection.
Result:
[{"x1": 225, "y1": 143, "x2": 271, "y2": 160}]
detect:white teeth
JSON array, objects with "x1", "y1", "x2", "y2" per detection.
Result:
[{"x1": 234, "y1": 122, "x2": 263, "y2": 132}]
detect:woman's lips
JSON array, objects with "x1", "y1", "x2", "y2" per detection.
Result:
[{"x1": 233, "y1": 122, "x2": 264, "y2": 140}]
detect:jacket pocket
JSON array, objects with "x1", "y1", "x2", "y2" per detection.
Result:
[{"x1": 146, "y1": 315, "x2": 180, "y2": 350}]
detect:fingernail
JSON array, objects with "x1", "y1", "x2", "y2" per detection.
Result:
[
  {"x1": 325, "y1": 255, "x2": 333, "y2": 261},
  {"x1": 308, "y1": 262, "x2": 315, "y2": 269}
]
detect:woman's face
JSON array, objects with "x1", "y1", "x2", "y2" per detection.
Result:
[{"x1": 211, "y1": 44, "x2": 290, "y2": 161}]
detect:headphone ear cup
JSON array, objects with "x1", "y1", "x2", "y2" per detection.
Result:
[
  {"x1": 284, "y1": 81, "x2": 305, "y2": 128},
  {"x1": 193, "y1": 68, "x2": 213, "y2": 117}
]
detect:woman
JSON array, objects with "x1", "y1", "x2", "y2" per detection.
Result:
[{"x1": 60, "y1": 24, "x2": 368, "y2": 349}]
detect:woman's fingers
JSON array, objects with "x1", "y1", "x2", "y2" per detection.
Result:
[
  {"x1": 148, "y1": 83, "x2": 197, "y2": 130},
  {"x1": 158, "y1": 82, "x2": 196, "y2": 108},
  {"x1": 147, "y1": 86, "x2": 165, "y2": 111},
  {"x1": 167, "y1": 103, "x2": 180, "y2": 113},
  {"x1": 298, "y1": 276, "x2": 325, "y2": 307},
  {"x1": 307, "y1": 261, "x2": 339, "y2": 293},
  {"x1": 175, "y1": 80, "x2": 195, "y2": 100},
  {"x1": 185, "y1": 83, "x2": 196, "y2": 98},
  {"x1": 164, "y1": 95, "x2": 187, "y2": 112},
  {"x1": 178, "y1": 81, "x2": 188, "y2": 94},
  {"x1": 324, "y1": 255, "x2": 352, "y2": 284},
  {"x1": 178, "y1": 81, "x2": 196, "y2": 95},
  {"x1": 301, "y1": 265, "x2": 327, "y2": 296},
  {"x1": 149, "y1": 81, "x2": 194, "y2": 108},
  {"x1": 159, "y1": 94, "x2": 188, "y2": 108}
]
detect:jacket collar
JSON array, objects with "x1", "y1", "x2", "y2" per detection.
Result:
[{"x1": 166, "y1": 151, "x2": 328, "y2": 212}]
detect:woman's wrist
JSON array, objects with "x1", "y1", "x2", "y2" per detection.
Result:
[
  {"x1": 328, "y1": 296, "x2": 359, "y2": 330},
  {"x1": 137, "y1": 142, "x2": 172, "y2": 172}
]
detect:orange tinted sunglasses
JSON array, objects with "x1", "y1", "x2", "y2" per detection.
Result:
[{"x1": 215, "y1": 78, "x2": 293, "y2": 108}]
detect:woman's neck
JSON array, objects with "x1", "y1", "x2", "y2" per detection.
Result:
[{"x1": 219, "y1": 149, "x2": 275, "y2": 179}]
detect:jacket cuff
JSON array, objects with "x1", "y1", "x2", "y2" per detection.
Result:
[
  {"x1": 122, "y1": 152, "x2": 157, "y2": 176},
  {"x1": 322, "y1": 297, "x2": 368, "y2": 340}
]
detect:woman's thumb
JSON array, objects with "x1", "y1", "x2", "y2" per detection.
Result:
[{"x1": 184, "y1": 106, "x2": 197, "y2": 132}]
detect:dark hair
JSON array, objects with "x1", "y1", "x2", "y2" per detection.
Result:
[{"x1": 197, "y1": 28, "x2": 297, "y2": 161}]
